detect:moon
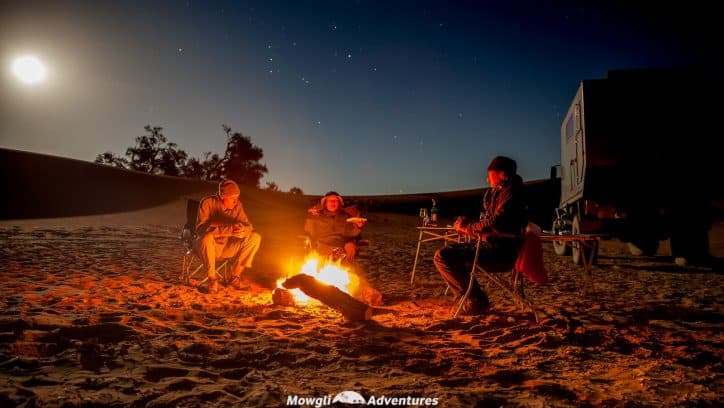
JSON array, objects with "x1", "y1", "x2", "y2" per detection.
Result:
[{"x1": 12, "y1": 56, "x2": 47, "y2": 84}]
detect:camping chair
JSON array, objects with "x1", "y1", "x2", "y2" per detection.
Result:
[
  {"x1": 297, "y1": 234, "x2": 370, "y2": 266},
  {"x1": 179, "y1": 199, "x2": 233, "y2": 287},
  {"x1": 451, "y1": 227, "x2": 543, "y2": 322}
]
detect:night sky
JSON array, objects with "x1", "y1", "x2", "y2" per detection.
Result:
[{"x1": 1, "y1": 1, "x2": 719, "y2": 195}]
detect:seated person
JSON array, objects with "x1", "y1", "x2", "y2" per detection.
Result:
[
  {"x1": 304, "y1": 191, "x2": 366, "y2": 263},
  {"x1": 304, "y1": 191, "x2": 382, "y2": 306},
  {"x1": 433, "y1": 156, "x2": 527, "y2": 315},
  {"x1": 195, "y1": 179, "x2": 262, "y2": 294}
]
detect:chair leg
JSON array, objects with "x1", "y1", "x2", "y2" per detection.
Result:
[
  {"x1": 480, "y1": 267, "x2": 539, "y2": 323},
  {"x1": 452, "y1": 269, "x2": 476, "y2": 318},
  {"x1": 198, "y1": 260, "x2": 229, "y2": 287},
  {"x1": 451, "y1": 237, "x2": 483, "y2": 318},
  {"x1": 410, "y1": 229, "x2": 424, "y2": 286},
  {"x1": 181, "y1": 255, "x2": 190, "y2": 284},
  {"x1": 189, "y1": 264, "x2": 204, "y2": 281},
  {"x1": 218, "y1": 262, "x2": 227, "y2": 284},
  {"x1": 181, "y1": 255, "x2": 205, "y2": 286}
]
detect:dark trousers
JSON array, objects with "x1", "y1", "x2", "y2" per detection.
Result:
[{"x1": 433, "y1": 241, "x2": 518, "y2": 304}]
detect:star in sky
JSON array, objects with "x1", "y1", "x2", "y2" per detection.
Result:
[{"x1": 5, "y1": 0, "x2": 710, "y2": 196}]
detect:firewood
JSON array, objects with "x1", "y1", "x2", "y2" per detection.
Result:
[{"x1": 282, "y1": 274, "x2": 372, "y2": 321}]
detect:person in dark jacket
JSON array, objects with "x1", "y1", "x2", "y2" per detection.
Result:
[
  {"x1": 304, "y1": 191, "x2": 366, "y2": 262},
  {"x1": 433, "y1": 156, "x2": 527, "y2": 315},
  {"x1": 303, "y1": 191, "x2": 383, "y2": 306}
]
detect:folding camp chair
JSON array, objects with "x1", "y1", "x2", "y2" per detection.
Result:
[
  {"x1": 451, "y1": 231, "x2": 540, "y2": 322},
  {"x1": 297, "y1": 233, "x2": 370, "y2": 265},
  {"x1": 179, "y1": 199, "x2": 233, "y2": 287}
]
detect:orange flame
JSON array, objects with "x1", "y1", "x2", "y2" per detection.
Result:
[{"x1": 278, "y1": 252, "x2": 358, "y2": 304}]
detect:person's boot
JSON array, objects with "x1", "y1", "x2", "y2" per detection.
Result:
[
  {"x1": 229, "y1": 266, "x2": 246, "y2": 290},
  {"x1": 460, "y1": 298, "x2": 487, "y2": 316},
  {"x1": 208, "y1": 278, "x2": 219, "y2": 294},
  {"x1": 229, "y1": 276, "x2": 247, "y2": 290}
]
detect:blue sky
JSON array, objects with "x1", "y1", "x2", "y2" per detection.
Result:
[{"x1": 1, "y1": 0, "x2": 719, "y2": 194}]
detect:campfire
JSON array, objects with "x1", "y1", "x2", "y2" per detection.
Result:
[
  {"x1": 274, "y1": 253, "x2": 371, "y2": 321},
  {"x1": 284, "y1": 255, "x2": 356, "y2": 303}
]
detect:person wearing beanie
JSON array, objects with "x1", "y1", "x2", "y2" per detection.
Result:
[
  {"x1": 195, "y1": 179, "x2": 262, "y2": 294},
  {"x1": 303, "y1": 191, "x2": 382, "y2": 305},
  {"x1": 304, "y1": 191, "x2": 365, "y2": 261},
  {"x1": 433, "y1": 155, "x2": 527, "y2": 315}
]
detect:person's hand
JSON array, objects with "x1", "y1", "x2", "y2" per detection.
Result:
[
  {"x1": 454, "y1": 217, "x2": 469, "y2": 234},
  {"x1": 453, "y1": 216, "x2": 464, "y2": 229},
  {"x1": 308, "y1": 207, "x2": 320, "y2": 216},
  {"x1": 354, "y1": 219, "x2": 366, "y2": 228}
]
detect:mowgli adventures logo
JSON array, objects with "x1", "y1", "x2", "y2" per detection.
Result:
[{"x1": 286, "y1": 391, "x2": 439, "y2": 407}]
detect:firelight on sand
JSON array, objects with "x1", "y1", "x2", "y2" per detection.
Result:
[
  {"x1": 12, "y1": 56, "x2": 47, "y2": 84},
  {"x1": 278, "y1": 254, "x2": 355, "y2": 304}
]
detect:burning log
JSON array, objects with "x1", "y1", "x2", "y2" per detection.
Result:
[
  {"x1": 282, "y1": 274, "x2": 372, "y2": 321},
  {"x1": 272, "y1": 288, "x2": 295, "y2": 307}
]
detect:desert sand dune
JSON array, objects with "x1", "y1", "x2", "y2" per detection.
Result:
[{"x1": 1, "y1": 150, "x2": 722, "y2": 407}]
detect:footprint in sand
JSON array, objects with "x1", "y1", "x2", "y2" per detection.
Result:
[
  {"x1": 178, "y1": 343, "x2": 213, "y2": 363},
  {"x1": 143, "y1": 366, "x2": 190, "y2": 382},
  {"x1": 484, "y1": 369, "x2": 530, "y2": 387},
  {"x1": 220, "y1": 367, "x2": 252, "y2": 380},
  {"x1": 167, "y1": 378, "x2": 201, "y2": 391}
]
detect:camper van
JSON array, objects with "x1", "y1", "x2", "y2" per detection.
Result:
[{"x1": 551, "y1": 67, "x2": 720, "y2": 265}]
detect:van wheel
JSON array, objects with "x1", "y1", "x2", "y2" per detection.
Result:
[
  {"x1": 571, "y1": 215, "x2": 598, "y2": 265},
  {"x1": 552, "y1": 223, "x2": 571, "y2": 256}
]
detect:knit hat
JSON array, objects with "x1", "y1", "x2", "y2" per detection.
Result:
[
  {"x1": 320, "y1": 191, "x2": 344, "y2": 207},
  {"x1": 487, "y1": 156, "x2": 517, "y2": 176},
  {"x1": 218, "y1": 180, "x2": 241, "y2": 197}
]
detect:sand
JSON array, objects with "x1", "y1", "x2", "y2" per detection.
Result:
[
  {"x1": 1, "y1": 199, "x2": 722, "y2": 407},
  {"x1": 1, "y1": 150, "x2": 722, "y2": 407}
]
